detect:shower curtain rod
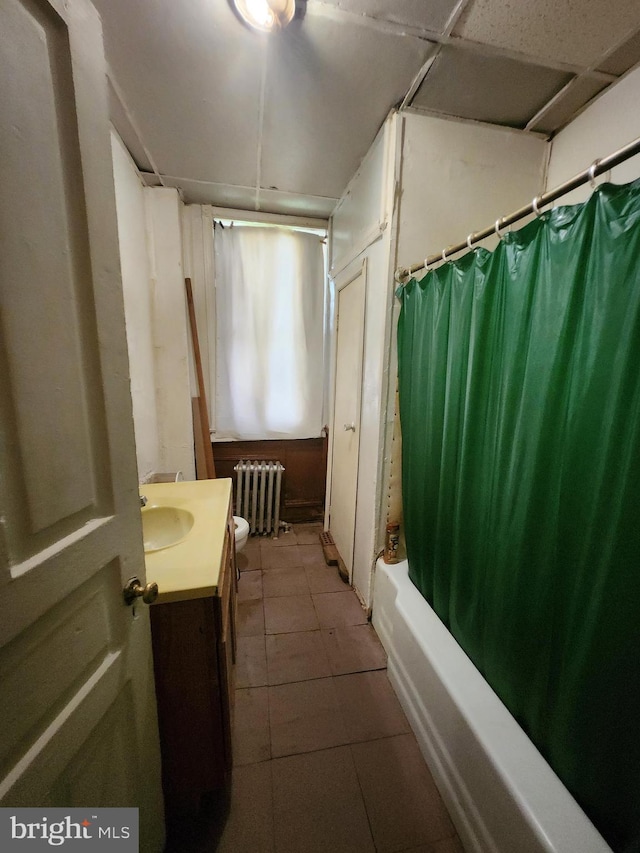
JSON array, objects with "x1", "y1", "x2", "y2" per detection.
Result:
[{"x1": 395, "y1": 134, "x2": 640, "y2": 284}]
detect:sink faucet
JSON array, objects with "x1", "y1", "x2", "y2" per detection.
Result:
[{"x1": 140, "y1": 495, "x2": 148, "y2": 507}]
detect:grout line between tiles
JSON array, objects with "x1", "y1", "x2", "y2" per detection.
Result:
[
  {"x1": 346, "y1": 739, "x2": 378, "y2": 852},
  {"x1": 266, "y1": 661, "x2": 273, "y2": 767},
  {"x1": 268, "y1": 753, "x2": 276, "y2": 853},
  {"x1": 242, "y1": 729, "x2": 441, "y2": 770}
]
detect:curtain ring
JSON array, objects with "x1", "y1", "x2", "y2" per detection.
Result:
[
  {"x1": 466, "y1": 233, "x2": 474, "y2": 250},
  {"x1": 441, "y1": 248, "x2": 448, "y2": 263},
  {"x1": 495, "y1": 218, "x2": 504, "y2": 238},
  {"x1": 532, "y1": 196, "x2": 544, "y2": 218},
  {"x1": 423, "y1": 257, "x2": 430, "y2": 271},
  {"x1": 588, "y1": 159, "x2": 601, "y2": 188}
]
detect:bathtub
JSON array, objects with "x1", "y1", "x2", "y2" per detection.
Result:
[{"x1": 372, "y1": 558, "x2": 612, "y2": 853}]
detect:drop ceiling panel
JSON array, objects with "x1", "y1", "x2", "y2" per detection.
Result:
[
  {"x1": 262, "y1": 15, "x2": 436, "y2": 198},
  {"x1": 529, "y1": 76, "x2": 609, "y2": 135},
  {"x1": 454, "y1": 0, "x2": 640, "y2": 68},
  {"x1": 412, "y1": 46, "x2": 572, "y2": 128},
  {"x1": 598, "y1": 28, "x2": 640, "y2": 75},
  {"x1": 93, "y1": 0, "x2": 262, "y2": 186},
  {"x1": 313, "y1": 0, "x2": 460, "y2": 34},
  {"x1": 95, "y1": 0, "x2": 638, "y2": 219}
]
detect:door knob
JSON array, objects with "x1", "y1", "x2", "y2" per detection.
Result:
[
  {"x1": 123, "y1": 576, "x2": 159, "y2": 606},
  {"x1": 343, "y1": 423, "x2": 356, "y2": 432}
]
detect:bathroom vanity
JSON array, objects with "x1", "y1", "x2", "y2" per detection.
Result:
[{"x1": 140, "y1": 479, "x2": 237, "y2": 816}]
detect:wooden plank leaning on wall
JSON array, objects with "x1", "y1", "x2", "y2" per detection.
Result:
[{"x1": 185, "y1": 277, "x2": 216, "y2": 479}]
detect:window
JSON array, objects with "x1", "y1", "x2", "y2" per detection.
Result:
[{"x1": 212, "y1": 223, "x2": 326, "y2": 440}]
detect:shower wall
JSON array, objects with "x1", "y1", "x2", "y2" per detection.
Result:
[
  {"x1": 547, "y1": 65, "x2": 640, "y2": 205},
  {"x1": 396, "y1": 113, "x2": 548, "y2": 272}
]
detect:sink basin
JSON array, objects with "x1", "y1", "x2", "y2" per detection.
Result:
[{"x1": 142, "y1": 506, "x2": 195, "y2": 553}]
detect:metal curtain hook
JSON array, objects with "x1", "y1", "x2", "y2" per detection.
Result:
[
  {"x1": 466, "y1": 233, "x2": 474, "y2": 250},
  {"x1": 588, "y1": 159, "x2": 600, "y2": 188},
  {"x1": 495, "y1": 218, "x2": 505, "y2": 238},
  {"x1": 441, "y1": 248, "x2": 448, "y2": 263},
  {"x1": 532, "y1": 196, "x2": 543, "y2": 217},
  {"x1": 423, "y1": 257, "x2": 430, "y2": 271}
]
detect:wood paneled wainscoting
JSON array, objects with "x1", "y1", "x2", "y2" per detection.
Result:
[{"x1": 211, "y1": 437, "x2": 327, "y2": 524}]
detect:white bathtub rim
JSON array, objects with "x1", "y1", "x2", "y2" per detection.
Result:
[
  {"x1": 372, "y1": 557, "x2": 612, "y2": 853},
  {"x1": 390, "y1": 568, "x2": 577, "y2": 843},
  {"x1": 386, "y1": 647, "x2": 494, "y2": 853}
]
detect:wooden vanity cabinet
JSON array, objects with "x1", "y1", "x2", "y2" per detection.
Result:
[{"x1": 149, "y1": 501, "x2": 237, "y2": 817}]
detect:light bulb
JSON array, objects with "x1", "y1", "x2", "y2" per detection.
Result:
[
  {"x1": 232, "y1": 0, "x2": 295, "y2": 32},
  {"x1": 245, "y1": 0, "x2": 274, "y2": 28}
]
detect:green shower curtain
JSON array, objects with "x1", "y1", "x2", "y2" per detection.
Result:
[{"x1": 397, "y1": 179, "x2": 640, "y2": 853}]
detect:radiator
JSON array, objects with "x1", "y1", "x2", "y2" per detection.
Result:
[{"x1": 233, "y1": 460, "x2": 285, "y2": 536}]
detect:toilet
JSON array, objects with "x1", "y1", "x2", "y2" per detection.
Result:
[{"x1": 233, "y1": 516, "x2": 249, "y2": 552}]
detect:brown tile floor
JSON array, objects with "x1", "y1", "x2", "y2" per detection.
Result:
[{"x1": 166, "y1": 524, "x2": 464, "y2": 853}]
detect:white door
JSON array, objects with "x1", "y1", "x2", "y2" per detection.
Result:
[
  {"x1": 0, "y1": 1, "x2": 164, "y2": 850},
  {"x1": 329, "y1": 266, "x2": 366, "y2": 579}
]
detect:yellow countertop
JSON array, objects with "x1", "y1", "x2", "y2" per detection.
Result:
[{"x1": 140, "y1": 478, "x2": 232, "y2": 604}]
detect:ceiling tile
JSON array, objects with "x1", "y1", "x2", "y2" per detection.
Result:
[
  {"x1": 94, "y1": 0, "x2": 636, "y2": 217},
  {"x1": 454, "y1": 0, "x2": 640, "y2": 68},
  {"x1": 94, "y1": 0, "x2": 262, "y2": 186},
  {"x1": 598, "y1": 28, "x2": 640, "y2": 75},
  {"x1": 412, "y1": 46, "x2": 572, "y2": 129},
  {"x1": 312, "y1": 0, "x2": 460, "y2": 34},
  {"x1": 528, "y1": 76, "x2": 610, "y2": 135},
  {"x1": 261, "y1": 15, "x2": 436, "y2": 197}
]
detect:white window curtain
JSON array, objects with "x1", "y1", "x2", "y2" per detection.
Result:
[{"x1": 212, "y1": 224, "x2": 326, "y2": 440}]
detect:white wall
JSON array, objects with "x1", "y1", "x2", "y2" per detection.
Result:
[
  {"x1": 110, "y1": 130, "x2": 160, "y2": 482},
  {"x1": 181, "y1": 205, "x2": 216, "y2": 424},
  {"x1": 547, "y1": 66, "x2": 640, "y2": 204},
  {"x1": 111, "y1": 131, "x2": 195, "y2": 482},
  {"x1": 330, "y1": 112, "x2": 549, "y2": 608},
  {"x1": 397, "y1": 114, "x2": 548, "y2": 270},
  {"x1": 145, "y1": 189, "x2": 195, "y2": 480},
  {"x1": 331, "y1": 125, "x2": 392, "y2": 275},
  {"x1": 328, "y1": 116, "x2": 399, "y2": 608}
]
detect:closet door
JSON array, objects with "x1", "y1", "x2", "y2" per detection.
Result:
[
  {"x1": 0, "y1": 0, "x2": 164, "y2": 848},
  {"x1": 328, "y1": 264, "x2": 366, "y2": 579}
]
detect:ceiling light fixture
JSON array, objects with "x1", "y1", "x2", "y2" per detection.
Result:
[{"x1": 232, "y1": 0, "x2": 296, "y2": 32}]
